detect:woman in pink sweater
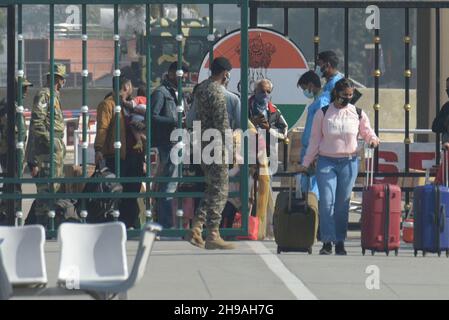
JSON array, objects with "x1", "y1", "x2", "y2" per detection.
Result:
[{"x1": 300, "y1": 78, "x2": 380, "y2": 255}]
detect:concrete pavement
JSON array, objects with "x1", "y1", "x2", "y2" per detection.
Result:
[{"x1": 10, "y1": 235, "x2": 449, "y2": 300}]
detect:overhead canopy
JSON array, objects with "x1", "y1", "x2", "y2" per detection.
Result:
[{"x1": 249, "y1": 0, "x2": 449, "y2": 8}]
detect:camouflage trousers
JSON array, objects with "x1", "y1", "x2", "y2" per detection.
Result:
[
  {"x1": 195, "y1": 163, "x2": 229, "y2": 229},
  {"x1": 34, "y1": 138, "x2": 65, "y2": 217}
]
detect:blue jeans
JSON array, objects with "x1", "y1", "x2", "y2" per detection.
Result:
[
  {"x1": 316, "y1": 155, "x2": 358, "y2": 243},
  {"x1": 156, "y1": 146, "x2": 178, "y2": 229}
]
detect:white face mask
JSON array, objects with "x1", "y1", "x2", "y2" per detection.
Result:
[
  {"x1": 314, "y1": 65, "x2": 323, "y2": 78},
  {"x1": 303, "y1": 89, "x2": 314, "y2": 99}
]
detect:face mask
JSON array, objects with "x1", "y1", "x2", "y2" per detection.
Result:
[
  {"x1": 314, "y1": 65, "x2": 323, "y2": 78},
  {"x1": 255, "y1": 92, "x2": 270, "y2": 104},
  {"x1": 337, "y1": 96, "x2": 351, "y2": 107},
  {"x1": 303, "y1": 89, "x2": 314, "y2": 99}
]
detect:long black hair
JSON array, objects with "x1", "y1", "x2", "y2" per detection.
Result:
[{"x1": 330, "y1": 78, "x2": 355, "y2": 102}]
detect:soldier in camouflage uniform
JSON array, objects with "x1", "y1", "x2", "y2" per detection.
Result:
[
  {"x1": 0, "y1": 77, "x2": 33, "y2": 221},
  {"x1": 185, "y1": 57, "x2": 236, "y2": 250},
  {"x1": 25, "y1": 64, "x2": 66, "y2": 223}
]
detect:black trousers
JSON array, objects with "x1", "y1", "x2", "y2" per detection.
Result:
[
  {"x1": 219, "y1": 201, "x2": 238, "y2": 228},
  {"x1": 106, "y1": 153, "x2": 144, "y2": 228}
]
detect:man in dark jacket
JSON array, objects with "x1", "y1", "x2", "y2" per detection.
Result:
[
  {"x1": 249, "y1": 79, "x2": 288, "y2": 158},
  {"x1": 432, "y1": 77, "x2": 449, "y2": 140},
  {"x1": 152, "y1": 62, "x2": 188, "y2": 229},
  {"x1": 432, "y1": 77, "x2": 449, "y2": 184}
]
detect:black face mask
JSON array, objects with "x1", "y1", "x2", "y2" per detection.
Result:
[{"x1": 338, "y1": 97, "x2": 351, "y2": 107}]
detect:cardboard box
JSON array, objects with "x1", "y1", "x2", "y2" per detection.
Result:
[
  {"x1": 287, "y1": 128, "x2": 302, "y2": 166},
  {"x1": 398, "y1": 169, "x2": 427, "y2": 188}
]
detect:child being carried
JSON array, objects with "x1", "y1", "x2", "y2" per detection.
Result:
[{"x1": 122, "y1": 85, "x2": 147, "y2": 152}]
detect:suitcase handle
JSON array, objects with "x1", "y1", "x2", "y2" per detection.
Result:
[
  {"x1": 442, "y1": 148, "x2": 448, "y2": 187},
  {"x1": 365, "y1": 146, "x2": 375, "y2": 187},
  {"x1": 288, "y1": 172, "x2": 309, "y2": 213}
]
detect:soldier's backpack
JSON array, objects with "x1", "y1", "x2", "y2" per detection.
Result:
[{"x1": 81, "y1": 163, "x2": 123, "y2": 223}]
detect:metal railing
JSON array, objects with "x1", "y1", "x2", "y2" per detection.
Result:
[
  {"x1": 0, "y1": 61, "x2": 132, "y2": 88},
  {"x1": 1, "y1": 1, "x2": 250, "y2": 239},
  {"x1": 248, "y1": 0, "x2": 449, "y2": 216},
  {"x1": 2, "y1": 0, "x2": 448, "y2": 236}
]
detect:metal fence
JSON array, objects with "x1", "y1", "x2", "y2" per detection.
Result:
[
  {"x1": 0, "y1": 1, "x2": 250, "y2": 239},
  {"x1": 249, "y1": 0, "x2": 449, "y2": 217},
  {"x1": 2, "y1": 0, "x2": 449, "y2": 237}
]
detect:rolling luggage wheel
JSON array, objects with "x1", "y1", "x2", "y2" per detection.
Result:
[
  {"x1": 277, "y1": 246, "x2": 281, "y2": 254},
  {"x1": 307, "y1": 247, "x2": 312, "y2": 255},
  {"x1": 414, "y1": 250, "x2": 418, "y2": 257},
  {"x1": 394, "y1": 249, "x2": 398, "y2": 256},
  {"x1": 362, "y1": 248, "x2": 366, "y2": 256},
  {"x1": 371, "y1": 250, "x2": 375, "y2": 256}
]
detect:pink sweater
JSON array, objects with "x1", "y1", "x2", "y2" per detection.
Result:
[{"x1": 302, "y1": 103, "x2": 379, "y2": 167}]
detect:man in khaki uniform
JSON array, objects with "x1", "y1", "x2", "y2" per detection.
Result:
[{"x1": 26, "y1": 64, "x2": 66, "y2": 224}]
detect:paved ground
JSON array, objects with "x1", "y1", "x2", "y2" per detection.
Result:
[{"x1": 10, "y1": 232, "x2": 449, "y2": 300}]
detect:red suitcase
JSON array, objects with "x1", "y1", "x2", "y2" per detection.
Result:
[{"x1": 361, "y1": 148, "x2": 402, "y2": 256}]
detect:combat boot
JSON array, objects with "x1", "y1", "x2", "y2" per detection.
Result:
[
  {"x1": 205, "y1": 227, "x2": 236, "y2": 250},
  {"x1": 185, "y1": 217, "x2": 205, "y2": 249}
]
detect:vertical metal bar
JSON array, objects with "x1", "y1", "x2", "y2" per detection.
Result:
[
  {"x1": 16, "y1": 4, "x2": 23, "y2": 226},
  {"x1": 49, "y1": 4, "x2": 55, "y2": 231},
  {"x1": 404, "y1": 8, "x2": 411, "y2": 217},
  {"x1": 436, "y1": 8, "x2": 441, "y2": 164},
  {"x1": 283, "y1": 8, "x2": 289, "y2": 37},
  {"x1": 145, "y1": 3, "x2": 153, "y2": 223},
  {"x1": 6, "y1": 5, "x2": 16, "y2": 226},
  {"x1": 344, "y1": 8, "x2": 349, "y2": 78},
  {"x1": 314, "y1": 8, "x2": 319, "y2": 68},
  {"x1": 113, "y1": 4, "x2": 120, "y2": 179},
  {"x1": 249, "y1": 6, "x2": 257, "y2": 28},
  {"x1": 80, "y1": 4, "x2": 88, "y2": 223},
  {"x1": 113, "y1": 4, "x2": 120, "y2": 222},
  {"x1": 374, "y1": 28, "x2": 380, "y2": 172},
  {"x1": 209, "y1": 4, "x2": 214, "y2": 64},
  {"x1": 176, "y1": 4, "x2": 184, "y2": 229},
  {"x1": 241, "y1": 0, "x2": 249, "y2": 233}
]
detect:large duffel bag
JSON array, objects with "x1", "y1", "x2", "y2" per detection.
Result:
[{"x1": 82, "y1": 163, "x2": 123, "y2": 223}]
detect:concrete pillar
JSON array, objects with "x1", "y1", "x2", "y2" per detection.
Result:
[{"x1": 417, "y1": 8, "x2": 449, "y2": 142}]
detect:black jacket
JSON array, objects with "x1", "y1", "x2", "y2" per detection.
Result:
[
  {"x1": 151, "y1": 80, "x2": 180, "y2": 147},
  {"x1": 432, "y1": 101, "x2": 449, "y2": 134}
]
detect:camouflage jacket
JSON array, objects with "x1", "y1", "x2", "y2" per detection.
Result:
[
  {"x1": 194, "y1": 78, "x2": 229, "y2": 161},
  {"x1": 0, "y1": 98, "x2": 27, "y2": 155},
  {"x1": 25, "y1": 88, "x2": 65, "y2": 166}
]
